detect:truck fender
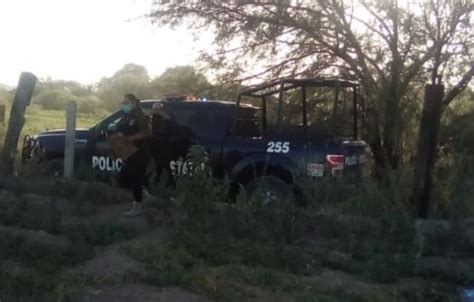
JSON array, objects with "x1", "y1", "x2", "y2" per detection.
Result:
[{"x1": 230, "y1": 153, "x2": 298, "y2": 185}]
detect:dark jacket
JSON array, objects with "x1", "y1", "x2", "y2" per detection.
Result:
[{"x1": 117, "y1": 106, "x2": 151, "y2": 152}]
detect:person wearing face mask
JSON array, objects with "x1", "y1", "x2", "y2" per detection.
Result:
[{"x1": 115, "y1": 93, "x2": 151, "y2": 216}]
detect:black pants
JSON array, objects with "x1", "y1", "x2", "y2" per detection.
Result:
[{"x1": 119, "y1": 150, "x2": 149, "y2": 203}]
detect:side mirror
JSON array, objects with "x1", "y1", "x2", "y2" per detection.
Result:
[{"x1": 107, "y1": 123, "x2": 118, "y2": 133}]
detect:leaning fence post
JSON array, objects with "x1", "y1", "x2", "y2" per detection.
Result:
[
  {"x1": 0, "y1": 72, "x2": 37, "y2": 176},
  {"x1": 64, "y1": 101, "x2": 76, "y2": 180}
]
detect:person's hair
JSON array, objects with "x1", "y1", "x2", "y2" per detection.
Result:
[{"x1": 124, "y1": 93, "x2": 140, "y2": 104}]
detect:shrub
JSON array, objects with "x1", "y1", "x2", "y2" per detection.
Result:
[
  {"x1": 363, "y1": 209, "x2": 422, "y2": 282},
  {"x1": 0, "y1": 262, "x2": 51, "y2": 302},
  {"x1": 33, "y1": 89, "x2": 71, "y2": 111},
  {"x1": 296, "y1": 166, "x2": 424, "y2": 282},
  {"x1": 142, "y1": 146, "x2": 315, "y2": 276},
  {"x1": 432, "y1": 153, "x2": 474, "y2": 220},
  {"x1": 75, "y1": 95, "x2": 106, "y2": 114},
  {"x1": 0, "y1": 230, "x2": 92, "y2": 274}
]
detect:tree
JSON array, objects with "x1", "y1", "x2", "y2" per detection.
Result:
[
  {"x1": 32, "y1": 79, "x2": 100, "y2": 111},
  {"x1": 96, "y1": 63, "x2": 153, "y2": 111},
  {"x1": 150, "y1": 0, "x2": 473, "y2": 169},
  {"x1": 151, "y1": 66, "x2": 212, "y2": 98},
  {"x1": 33, "y1": 89, "x2": 72, "y2": 110},
  {"x1": 440, "y1": 89, "x2": 474, "y2": 154},
  {"x1": 34, "y1": 79, "x2": 92, "y2": 98},
  {"x1": 75, "y1": 95, "x2": 106, "y2": 114}
]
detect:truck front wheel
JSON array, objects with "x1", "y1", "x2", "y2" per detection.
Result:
[
  {"x1": 245, "y1": 175, "x2": 294, "y2": 204},
  {"x1": 38, "y1": 159, "x2": 64, "y2": 177}
]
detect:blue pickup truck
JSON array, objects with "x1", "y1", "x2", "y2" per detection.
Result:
[{"x1": 22, "y1": 79, "x2": 371, "y2": 201}]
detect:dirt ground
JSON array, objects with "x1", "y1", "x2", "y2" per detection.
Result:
[
  {"x1": 72, "y1": 285, "x2": 211, "y2": 302},
  {"x1": 1, "y1": 179, "x2": 473, "y2": 302}
]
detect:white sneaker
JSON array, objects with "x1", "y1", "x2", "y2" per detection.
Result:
[{"x1": 123, "y1": 201, "x2": 145, "y2": 217}]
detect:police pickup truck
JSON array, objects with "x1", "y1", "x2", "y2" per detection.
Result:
[{"x1": 22, "y1": 79, "x2": 370, "y2": 201}]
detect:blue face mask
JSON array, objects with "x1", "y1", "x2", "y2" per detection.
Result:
[{"x1": 122, "y1": 103, "x2": 134, "y2": 113}]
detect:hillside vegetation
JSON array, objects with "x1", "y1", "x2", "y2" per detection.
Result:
[{"x1": 0, "y1": 148, "x2": 473, "y2": 301}]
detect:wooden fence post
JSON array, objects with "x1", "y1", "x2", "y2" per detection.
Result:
[
  {"x1": 410, "y1": 84, "x2": 445, "y2": 219},
  {"x1": 0, "y1": 72, "x2": 37, "y2": 176},
  {"x1": 64, "y1": 101, "x2": 77, "y2": 180}
]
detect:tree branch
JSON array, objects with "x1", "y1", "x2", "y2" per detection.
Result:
[{"x1": 443, "y1": 64, "x2": 474, "y2": 106}]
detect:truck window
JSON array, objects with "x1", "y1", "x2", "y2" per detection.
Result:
[
  {"x1": 306, "y1": 87, "x2": 354, "y2": 138},
  {"x1": 234, "y1": 107, "x2": 262, "y2": 138},
  {"x1": 168, "y1": 108, "x2": 218, "y2": 138},
  {"x1": 239, "y1": 91, "x2": 306, "y2": 136},
  {"x1": 266, "y1": 92, "x2": 304, "y2": 133}
]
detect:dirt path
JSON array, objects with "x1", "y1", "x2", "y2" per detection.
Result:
[{"x1": 62, "y1": 202, "x2": 209, "y2": 302}]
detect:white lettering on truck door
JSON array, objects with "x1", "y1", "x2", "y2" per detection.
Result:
[{"x1": 92, "y1": 156, "x2": 123, "y2": 172}]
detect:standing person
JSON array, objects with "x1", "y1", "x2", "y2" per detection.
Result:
[
  {"x1": 115, "y1": 93, "x2": 151, "y2": 216},
  {"x1": 151, "y1": 102, "x2": 177, "y2": 184}
]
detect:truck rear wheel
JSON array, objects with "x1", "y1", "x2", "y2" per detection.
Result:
[{"x1": 245, "y1": 175, "x2": 294, "y2": 204}]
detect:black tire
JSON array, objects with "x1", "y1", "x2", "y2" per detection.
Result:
[{"x1": 245, "y1": 175, "x2": 294, "y2": 204}]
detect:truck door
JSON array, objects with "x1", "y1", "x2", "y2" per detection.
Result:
[
  {"x1": 221, "y1": 102, "x2": 310, "y2": 183},
  {"x1": 190, "y1": 107, "x2": 227, "y2": 178},
  {"x1": 88, "y1": 103, "x2": 155, "y2": 178},
  {"x1": 155, "y1": 105, "x2": 224, "y2": 178},
  {"x1": 88, "y1": 112, "x2": 125, "y2": 177}
]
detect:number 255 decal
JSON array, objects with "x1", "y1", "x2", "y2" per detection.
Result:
[{"x1": 267, "y1": 141, "x2": 290, "y2": 153}]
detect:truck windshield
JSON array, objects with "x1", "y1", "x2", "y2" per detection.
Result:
[{"x1": 93, "y1": 102, "x2": 154, "y2": 130}]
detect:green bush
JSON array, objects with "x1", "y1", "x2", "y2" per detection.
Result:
[
  {"x1": 33, "y1": 89, "x2": 71, "y2": 111},
  {"x1": 432, "y1": 153, "x2": 474, "y2": 220},
  {"x1": 0, "y1": 230, "x2": 92, "y2": 274},
  {"x1": 295, "y1": 167, "x2": 424, "y2": 282},
  {"x1": 141, "y1": 146, "x2": 425, "y2": 284},
  {"x1": 0, "y1": 263, "x2": 51, "y2": 302},
  {"x1": 140, "y1": 146, "x2": 316, "y2": 277}
]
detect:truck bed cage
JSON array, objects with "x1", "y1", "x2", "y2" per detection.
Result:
[
  {"x1": 238, "y1": 79, "x2": 359, "y2": 98},
  {"x1": 235, "y1": 78, "x2": 361, "y2": 140}
]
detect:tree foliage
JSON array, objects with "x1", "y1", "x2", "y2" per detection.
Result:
[
  {"x1": 150, "y1": 0, "x2": 473, "y2": 168},
  {"x1": 33, "y1": 89, "x2": 72, "y2": 111},
  {"x1": 32, "y1": 79, "x2": 105, "y2": 114},
  {"x1": 151, "y1": 66, "x2": 211, "y2": 97},
  {"x1": 26, "y1": 64, "x2": 233, "y2": 114},
  {"x1": 96, "y1": 63, "x2": 153, "y2": 111},
  {"x1": 440, "y1": 88, "x2": 474, "y2": 154}
]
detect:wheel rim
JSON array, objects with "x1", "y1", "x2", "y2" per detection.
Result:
[
  {"x1": 251, "y1": 178, "x2": 288, "y2": 204},
  {"x1": 263, "y1": 187, "x2": 278, "y2": 204}
]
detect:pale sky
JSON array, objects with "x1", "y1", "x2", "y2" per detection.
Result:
[{"x1": 0, "y1": 0, "x2": 211, "y2": 86}]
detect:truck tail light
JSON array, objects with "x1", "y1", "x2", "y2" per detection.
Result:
[{"x1": 326, "y1": 154, "x2": 344, "y2": 176}]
